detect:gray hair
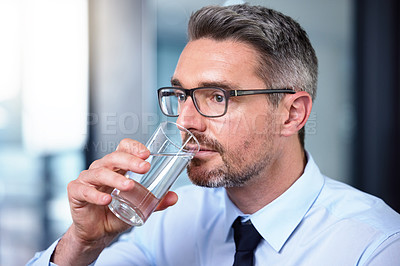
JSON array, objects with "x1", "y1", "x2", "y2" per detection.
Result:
[{"x1": 187, "y1": 4, "x2": 318, "y2": 147}]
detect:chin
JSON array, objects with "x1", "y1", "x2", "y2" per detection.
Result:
[
  {"x1": 187, "y1": 165, "x2": 223, "y2": 188},
  {"x1": 187, "y1": 166, "x2": 246, "y2": 188}
]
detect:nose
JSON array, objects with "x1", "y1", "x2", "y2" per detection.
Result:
[{"x1": 176, "y1": 96, "x2": 206, "y2": 132}]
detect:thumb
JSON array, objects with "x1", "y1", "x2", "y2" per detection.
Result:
[{"x1": 155, "y1": 191, "x2": 178, "y2": 211}]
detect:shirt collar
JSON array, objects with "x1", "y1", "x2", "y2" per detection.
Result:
[{"x1": 222, "y1": 152, "x2": 325, "y2": 252}]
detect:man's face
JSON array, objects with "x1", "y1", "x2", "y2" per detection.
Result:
[{"x1": 174, "y1": 38, "x2": 280, "y2": 188}]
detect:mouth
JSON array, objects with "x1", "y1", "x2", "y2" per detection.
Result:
[
  {"x1": 183, "y1": 133, "x2": 223, "y2": 160},
  {"x1": 198, "y1": 146, "x2": 216, "y2": 152},
  {"x1": 193, "y1": 146, "x2": 219, "y2": 159}
]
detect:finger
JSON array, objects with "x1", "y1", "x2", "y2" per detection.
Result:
[
  {"x1": 89, "y1": 151, "x2": 150, "y2": 174},
  {"x1": 116, "y1": 138, "x2": 150, "y2": 159},
  {"x1": 68, "y1": 180, "x2": 112, "y2": 206},
  {"x1": 155, "y1": 191, "x2": 178, "y2": 211},
  {"x1": 77, "y1": 168, "x2": 136, "y2": 192}
]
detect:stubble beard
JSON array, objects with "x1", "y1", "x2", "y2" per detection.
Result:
[{"x1": 187, "y1": 131, "x2": 273, "y2": 188}]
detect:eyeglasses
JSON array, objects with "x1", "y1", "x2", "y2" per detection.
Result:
[{"x1": 157, "y1": 87, "x2": 296, "y2": 118}]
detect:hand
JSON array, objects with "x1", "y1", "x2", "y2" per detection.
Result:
[{"x1": 53, "y1": 138, "x2": 178, "y2": 265}]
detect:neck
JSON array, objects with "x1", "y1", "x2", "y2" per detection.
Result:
[{"x1": 225, "y1": 139, "x2": 306, "y2": 214}]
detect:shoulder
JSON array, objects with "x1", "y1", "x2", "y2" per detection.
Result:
[
  {"x1": 311, "y1": 176, "x2": 400, "y2": 263},
  {"x1": 300, "y1": 176, "x2": 400, "y2": 265},
  {"x1": 318, "y1": 176, "x2": 400, "y2": 233}
]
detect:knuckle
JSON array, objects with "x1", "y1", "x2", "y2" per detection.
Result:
[
  {"x1": 67, "y1": 180, "x2": 75, "y2": 192},
  {"x1": 81, "y1": 187, "x2": 90, "y2": 201},
  {"x1": 105, "y1": 151, "x2": 118, "y2": 162},
  {"x1": 90, "y1": 167, "x2": 103, "y2": 179},
  {"x1": 67, "y1": 180, "x2": 80, "y2": 199},
  {"x1": 119, "y1": 138, "x2": 144, "y2": 154},
  {"x1": 118, "y1": 138, "x2": 132, "y2": 150},
  {"x1": 78, "y1": 169, "x2": 89, "y2": 178},
  {"x1": 77, "y1": 169, "x2": 92, "y2": 182},
  {"x1": 89, "y1": 160, "x2": 100, "y2": 169}
]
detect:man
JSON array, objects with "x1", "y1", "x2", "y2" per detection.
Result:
[{"x1": 29, "y1": 4, "x2": 400, "y2": 266}]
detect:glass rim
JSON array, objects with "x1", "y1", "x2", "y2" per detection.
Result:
[{"x1": 157, "y1": 121, "x2": 200, "y2": 155}]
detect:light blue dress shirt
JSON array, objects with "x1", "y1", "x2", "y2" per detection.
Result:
[{"x1": 28, "y1": 154, "x2": 400, "y2": 265}]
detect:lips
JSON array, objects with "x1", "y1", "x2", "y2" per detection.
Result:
[
  {"x1": 199, "y1": 145, "x2": 213, "y2": 151},
  {"x1": 185, "y1": 144, "x2": 214, "y2": 152},
  {"x1": 184, "y1": 132, "x2": 224, "y2": 157},
  {"x1": 192, "y1": 146, "x2": 219, "y2": 160},
  {"x1": 184, "y1": 144, "x2": 201, "y2": 153}
]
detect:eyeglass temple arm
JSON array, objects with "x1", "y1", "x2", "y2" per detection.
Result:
[{"x1": 230, "y1": 89, "x2": 296, "y2": 96}]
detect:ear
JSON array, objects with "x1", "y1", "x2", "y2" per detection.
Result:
[{"x1": 279, "y1": 91, "x2": 312, "y2": 137}]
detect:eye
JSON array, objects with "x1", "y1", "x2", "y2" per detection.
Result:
[
  {"x1": 176, "y1": 92, "x2": 186, "y2": 102},
  {"x1": 213, "y1": 93, "x2": 225, "y2": 103}
]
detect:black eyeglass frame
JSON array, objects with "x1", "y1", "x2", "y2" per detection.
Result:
[{"x1": 157, "y1": 86, "x2": 296, "y2": 118}]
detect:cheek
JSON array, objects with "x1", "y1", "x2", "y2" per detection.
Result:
[
  {"x1": 211, "y1": 114, "x2": 248, "y2": 150},
  {"x1": 216, "y1": 122, "x2": 259, "y2": 154},
  {"x1": 206, "y1": 107, "x2": 275, "y2": 151},
  {"x1": 226, "y1": 111, "x2": 273, "y2": 137}
]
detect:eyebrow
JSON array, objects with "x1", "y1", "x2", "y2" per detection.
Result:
[
  {"x1": 170, "y1": 78, "x2": 181, "y2": 87},
  {"x1": 170, "y1": 78, "x2": 239, "y2": 91}
]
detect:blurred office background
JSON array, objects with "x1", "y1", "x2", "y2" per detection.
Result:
[{"x1": 0, "y1": 0, "x2": 398, "y2": 265}]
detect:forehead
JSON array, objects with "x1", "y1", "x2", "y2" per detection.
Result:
[{"x1": 173, "y1": 38, "x2": 262, "y2": 88}]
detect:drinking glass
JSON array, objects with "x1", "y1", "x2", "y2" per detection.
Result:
[{"x1": 108, "y1": 121, "x2": 199, "y2": 226}]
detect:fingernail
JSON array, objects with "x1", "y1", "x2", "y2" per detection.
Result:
[
  {"x1": 139, "y1": 161, "x2": 149, "y2": 168},
  {"x1": 103, "y1": 195, "x2": 110, "y2": 203},
  {"x1": 123, "y1": 179, "x2": 132, "y2": 187}
]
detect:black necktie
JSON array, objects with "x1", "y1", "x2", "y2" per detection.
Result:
[{"x1": 232, "y1": 217, "x2": 262, "y2": 266}]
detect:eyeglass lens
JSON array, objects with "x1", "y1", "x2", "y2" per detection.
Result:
[{"x1": 160, "y1": 88, "x2": 226, "y2": 117}]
